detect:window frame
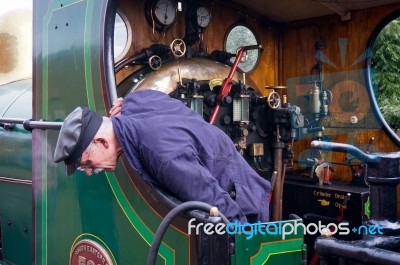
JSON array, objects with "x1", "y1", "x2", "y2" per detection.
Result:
[
  {"x1": 224, "y1": 23, "x2": 261, "y2": 73},
  {"x1": 113, "y1": 9, "x2": 132, "y2": 63},
  {"x1": 365, "y1": 9, "x2": 400, "y2": 144}
]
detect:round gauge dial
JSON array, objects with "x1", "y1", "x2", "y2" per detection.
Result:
[
  {"x1": 154, "y1": 0, "x2": 177, "y2": 27},
  {"x1": 196, "y1": 6, "x2": 211, "y2": 28}
]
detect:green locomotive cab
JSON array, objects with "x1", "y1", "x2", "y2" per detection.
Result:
[{"x1": 3, "y1": 0, "x2": 400, "y2": 264}]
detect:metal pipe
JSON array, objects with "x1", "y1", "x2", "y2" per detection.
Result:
[
  {"x1": 147, "y1": 201, "x2": 230, "y2": 265},
  {"x1": 272, "y1": 142, "x2": 284, "y2": 221},
  {"x1": 0, "y1": 118, "x2": 26, "y2": 124},
  {"x1": 0, "y1": 118, "x2": 62, "y2": 131},
  {"x1": 311, "y1": 140, "x2": 380, "y2": 162},
  {"x1": 315, "y1": 237, "x2": 400, "y2": 265}
]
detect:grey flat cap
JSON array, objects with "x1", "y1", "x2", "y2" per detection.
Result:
[{"x1": 54, "y1": 107, "x2": 103, "y2": 176}]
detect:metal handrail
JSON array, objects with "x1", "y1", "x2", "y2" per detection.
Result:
[{"x1": 0, "y1": 117, "x2": 63, "y2": 131}]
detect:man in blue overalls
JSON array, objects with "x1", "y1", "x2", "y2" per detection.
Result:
[{"x1": 53, "y1": 89, "x2": 271, "y2": 223}]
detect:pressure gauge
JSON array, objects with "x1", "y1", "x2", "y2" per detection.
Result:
[
  {"x1": 145, "y1": 0, "x2": 178, "y2": 32},
  {"x1": 196, "y1": 6, "x2": 211, "y2": 29}
]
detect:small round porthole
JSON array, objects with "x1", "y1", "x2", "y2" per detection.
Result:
[
  {"x1": 224, "y1": 24, "x2": 260, "y2": 73},
  {"x1": 114, "y1": 11, "x2": 131, "y2": 62}
]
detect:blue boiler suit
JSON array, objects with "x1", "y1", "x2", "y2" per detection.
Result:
[{"x1": 111, "y1": 89, "x2": 271, "y2": 223}]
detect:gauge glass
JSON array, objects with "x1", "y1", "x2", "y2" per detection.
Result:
[
  {"x1": 197, "y1": 6, "x2": 211, "y2": 28},
  {"x1": 154, "y1": 0, "x2": 176, "y2": 26}
]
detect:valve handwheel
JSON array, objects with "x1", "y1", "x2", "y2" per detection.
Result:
[
  {"x1": 148, "y1": 55, "x2": 162, "y2": 70},
  {"x1": 170, "y1": 39, "x2": 186, "y2": 57},
  {"x1": 267, "y1": 91, "x2": 281, "y2": 109}
]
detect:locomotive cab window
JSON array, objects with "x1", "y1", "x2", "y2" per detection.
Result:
[
  {"x1": 367, "y1": 10, "x2": 400, "y2": 136},
  {"x1": 114, "y1": 11, "x2": 131, "y2": 62},
  {"x1": 224, "y1": 24, "x2": 260, "y2": 73}
]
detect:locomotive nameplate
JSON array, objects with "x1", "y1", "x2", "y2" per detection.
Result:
[{"x1": 70, "y1": 239, "x2": 113, "y2": 265}]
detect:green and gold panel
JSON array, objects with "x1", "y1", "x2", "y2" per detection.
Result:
[
  {"x1": 234, "y1": 220, "x2": 305, "y2": 265},
  {"x1": 33, "y1": 0, "x2": 190, "y2": 264}
]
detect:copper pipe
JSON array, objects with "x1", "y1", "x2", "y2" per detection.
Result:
[{"x1": 272, "y1": 141, "x2": 284, "y2": 221}]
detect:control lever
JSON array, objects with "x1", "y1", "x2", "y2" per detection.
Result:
[
  {"x1": 209, "y1": 44, "x2": 263, "y2": 124},
  {"x1": 366, "y1": 137, "x2": 375, "y2": 153},
  {"x1": 208, "y1": 50, "x2": 236, "y2": 63}
]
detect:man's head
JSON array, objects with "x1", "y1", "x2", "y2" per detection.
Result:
[{"x1": 54, "y1": 107, "x2": 122, "y2": 176}]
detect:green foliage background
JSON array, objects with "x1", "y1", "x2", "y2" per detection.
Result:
[{"x1": 372, "y1": 18, "x2": 400, "y2": 129}]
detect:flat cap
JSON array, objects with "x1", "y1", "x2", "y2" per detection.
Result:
[{"x1": 54, "y1": 107, "x2": 103, "y2": 175}]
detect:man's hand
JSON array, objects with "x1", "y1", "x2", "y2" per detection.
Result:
[{"x1": 109, "y1": 97, "x2": 123, "y2": 116}]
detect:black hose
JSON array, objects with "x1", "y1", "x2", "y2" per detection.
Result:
[{"x1": 147, "y1": 201, "x2": 230, "y2": 265}]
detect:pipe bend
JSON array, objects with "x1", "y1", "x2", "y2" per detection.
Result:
[
  {"x1": 147, "y1": 201, "x2": 230, "y2": 265},
  {"x1": 311, "y1": 140, "x2": 378, "y2": 162}
]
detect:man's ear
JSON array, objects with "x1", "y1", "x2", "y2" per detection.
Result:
[{"x1": 94, "y1": 137, "x2": 109, "y2": 149}]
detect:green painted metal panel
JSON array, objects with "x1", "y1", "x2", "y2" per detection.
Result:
[
  {"x1": 0, "y1": 182, "x2": 32, "y2": 265},
  {"x1": 234, "y1": 219, "x2": 305, "y2": 265}
]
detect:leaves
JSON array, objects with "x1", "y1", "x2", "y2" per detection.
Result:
[{"x1": 372, "y1": 18, "x2": 400, "y2": 129}]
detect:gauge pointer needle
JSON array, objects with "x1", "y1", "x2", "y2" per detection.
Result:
[{"x1": 164, "y1": 4, "x2": 168, "y2": 24}]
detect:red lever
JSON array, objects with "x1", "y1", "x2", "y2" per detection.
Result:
[{"x1": 209, "y1": 45, "x2": 262, "y2": 124}]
